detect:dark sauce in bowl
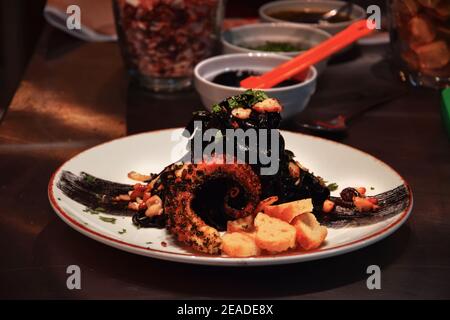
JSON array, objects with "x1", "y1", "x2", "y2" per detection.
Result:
[
  {"x1": 212, "y1": 70, "x2": 300, "y2": 88},
  {"x1": 268, "y1": 9, "x2": 351, "y2": 24}
]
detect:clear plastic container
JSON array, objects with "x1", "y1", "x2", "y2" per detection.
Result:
[
  {"x1": 113, "y1": 0, "x2": 225, "y2": 92},
  {"x1": 388, "y1": 0, "x2": 450, "y2": 88}
]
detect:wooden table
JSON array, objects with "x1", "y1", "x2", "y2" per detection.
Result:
[{"x1": 0, "y1": 26, "x2": 449, "y2": 299}]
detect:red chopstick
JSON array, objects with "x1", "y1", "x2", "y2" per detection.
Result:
[{"x1": 240, "y1": 19, "x2": 375, "y2": 89}]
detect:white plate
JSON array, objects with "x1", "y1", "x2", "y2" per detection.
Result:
[{"x1": 48, "y1": 129, "x2": 412, "y2": 266}]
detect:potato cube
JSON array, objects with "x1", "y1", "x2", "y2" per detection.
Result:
[
  {"x1": 254, "y1": 213, "x2": 296, "y2": 253},
  {"x1": 291, "y1": 213, "x2": 328, "y2": 251}
]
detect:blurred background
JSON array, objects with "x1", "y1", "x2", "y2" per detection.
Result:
[{"x1": 0, "y1": 0, "x2": 382, "y2": 118}]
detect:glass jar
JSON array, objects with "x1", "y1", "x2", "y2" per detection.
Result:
[
  {"x1": 388, "y1": 0, "x2": 450, "y2": 88},
  {"x1": 113, "y1": 0, "x2": 225, "y2": 92}
]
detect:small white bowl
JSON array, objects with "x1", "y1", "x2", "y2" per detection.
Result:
[
  {"x1": 194, "y1": 53, "x2": 317, "y2": 119},
  {"x1": 259, "y1": 0, "x2": 366, "y2": 35},
  {"x1": 221, "y1": 22, "x2": 331, "y2": 74}
]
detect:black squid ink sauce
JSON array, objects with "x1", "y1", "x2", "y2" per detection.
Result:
[{"x1": 212, "y1": 70, "x2": 301, "y2": 88}]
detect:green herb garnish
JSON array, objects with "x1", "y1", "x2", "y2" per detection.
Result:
[
  {"x1": 227, "y1": 90, "x2": 268, "y2": 108},
  {"x1": 210, "y1": 90, "x2": 269, "y2": 112},
  {"x1": 83, "y1": 174, "x2": 96, "y2": 183},
  {"x1": 99, "y1": 216, "x2": 116, "y2": 224},
  {"x1": 327, "y1": 182, "x2": 339, "y2": 191},
  {"x1": 83, "y1": 208, "x2": 100, "y2": 215},
  {"x1": 118, "y1": 228, "x2": 127, "y2": 235},
  {"x1": 83, "y1": 207, "x2": 106, "y2": 215},
  {"x1": 247, "y1": 89, "x2": 269, "y2": 105},
  {"x1": 247, "y1": 41, "x2": 306, "y2": 52},
  {"x1": 227, "y1": 97, "x2": 241, "y2": 109},
  {"x1": 211, "y1": 104, "x2": 222, "y2": 113}
]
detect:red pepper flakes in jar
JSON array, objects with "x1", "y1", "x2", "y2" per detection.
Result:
[{"x1": 114, "y1": 0, "x2": 223, "y2": 86}]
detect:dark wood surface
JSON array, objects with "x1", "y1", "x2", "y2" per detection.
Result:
[{"x1": 0, "y1": 25, "x2": 449, "y2": 299}]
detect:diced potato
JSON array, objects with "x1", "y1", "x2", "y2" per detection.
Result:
[
  {"x1": 263, "y1": 198, "x2": 313, "y2": 223},
  {"x1": 409, "y1": 16, "x2": 436, "y2": 45},
  {"x1": 227, "y1": 215, "x2": 255, "y2": 233},
  {"x1": 222, "y1": 232, "x2": 260, "y2": 257},
  {"x1": 254, "y1": 213, "x2": 296, "y2": 253},
  {"x1": 231, "y1": 107, "x2": 252, "y2": 120},
  {"x1": 414, "y1": 40, "x2": 450, "y2": 69},
  {"x1": 252, "y1": 98, "x2": 282, "y2": 113},
  {"x1": 291, "y1": 213, "x2": 328, "y2": 251},
  {"x1": 128, "y1": 171, "x2": 151, "y2": 182}
]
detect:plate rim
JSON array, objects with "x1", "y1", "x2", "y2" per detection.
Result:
[{"x1": 48, "y1": 128, "x2": 413, "y2": 266}]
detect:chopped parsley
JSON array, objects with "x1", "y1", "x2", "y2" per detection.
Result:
[
  {"x1": 327, "y1": 182, "x2": 339, "y2": 191},
  {"x1": 227, "y1": 97, "x2": 242, "y2": 109},
  {"x1": 246, "y1": 41, "x2": 306, "y2": 52},
  {"x1": 210, "y1": 90, "x2": 269, "y2": 113},
  {"x1": 118, "y1": 228, "x2": 127, "y2": 235},
  {"x1": 99, "y1": 216, "x2": 116, "y2": 224},
  {"x1": 83, "y1": 207, "x2": 106, "y2": 215},
  {"x1": 83, "y1": 174, "x2": 96, "y2": 183},
  {"x1": 229, "y1": 90, "x2": 269, "y2": 109},
  {"x1": 246, "y1": 89, "x2": 269, "y2": 106},
  {"x1": 211, "y1": 104, "x2": 222, "y2": 113},
  {"x1": 83, "y1": 208, "x2": 100, "y2": 215}
]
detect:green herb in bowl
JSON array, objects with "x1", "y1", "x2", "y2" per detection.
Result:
[{"x1": 244, "y1": 41, "x2": 306, "y2": 52}]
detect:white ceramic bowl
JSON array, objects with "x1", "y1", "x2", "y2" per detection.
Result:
[
  {"x1": 221, "y1": 22, "x2": 331, "y2": 74},
  {"x1": 194, "y1": 53, "x2": 317, "y2": 119},
  {"x1": 259, "y1": 0, "x2": 366, "y2": 35}
]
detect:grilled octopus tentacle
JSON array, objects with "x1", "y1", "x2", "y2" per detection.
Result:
[{"x1": 164, "y1": 159, "x2": 261, "y2": 254}]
